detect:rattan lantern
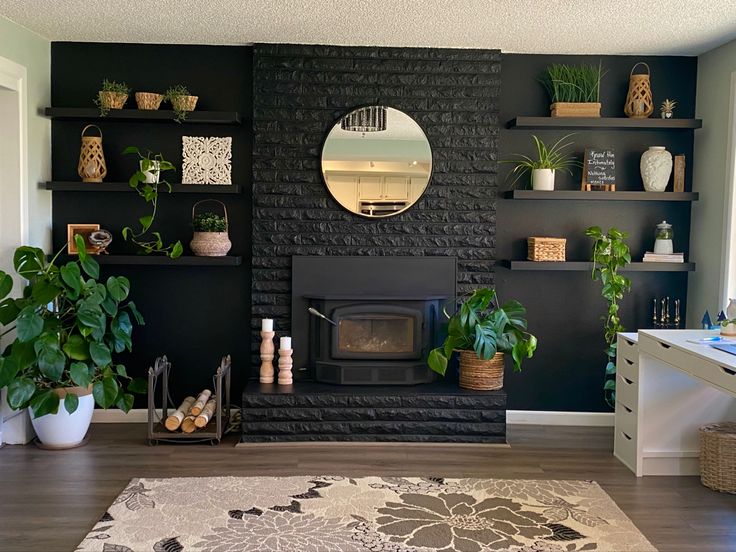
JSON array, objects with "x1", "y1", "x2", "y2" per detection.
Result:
[
  {"x1": 77, "y1": 124, "x2": 107, "y2": 182},
  {"x1": 624, "y1": 62, "x2": 654, "y2": 118}
]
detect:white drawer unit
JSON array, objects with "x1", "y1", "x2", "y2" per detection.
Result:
[{"x1": 614, "y1": 330, "x2": 736, "y2": 476}]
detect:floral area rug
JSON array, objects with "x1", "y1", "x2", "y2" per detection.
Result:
[{"x1": 76, "y1": 476, "x2": 656, "y2": 552}]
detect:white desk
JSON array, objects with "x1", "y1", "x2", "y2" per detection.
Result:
[{"x1": 614, "y1": 329, "x2": 736, "y2": 476}]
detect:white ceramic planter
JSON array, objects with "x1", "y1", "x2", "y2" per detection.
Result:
[
  {"x1": 140, "y1": 160, "x2": 161, "y2": 184},
  {"x1": 640, "y1": 146, "x2": 672, "y2": 192},
  {"x1": 30, "y1": 387, "x2": 94, "y2": 448},
  {"x1": 532, "y1": 168, "x2": 555, "y2": 191}
]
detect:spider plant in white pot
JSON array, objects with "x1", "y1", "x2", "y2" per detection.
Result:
[{"x1": 502, "y1": 134, "x2": 579, "y2": 191}]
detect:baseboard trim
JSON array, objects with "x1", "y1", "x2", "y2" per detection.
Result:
[
  {"x1": 506, "y1": 410, "x2": 614, "y2": 427},
  {"x1": 94, "y1": 409, "x2": 614, "y2": 427}
]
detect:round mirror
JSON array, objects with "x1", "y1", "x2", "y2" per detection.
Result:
[{"x1": 321, "y1": 106, "x2": 432, "y2": 218}]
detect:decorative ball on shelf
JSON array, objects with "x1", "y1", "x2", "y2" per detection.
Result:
[{"x1": 624, "y1": 62, "x2": 654, "y2": 119}]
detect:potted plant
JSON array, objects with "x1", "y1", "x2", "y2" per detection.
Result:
[
  {"x1": 660, "y1": 98, "x2": 676, "y2": 119},
  {"x1": 190, "y1": 200, "x2": 232, "y2": 257},
  {"x1": 502, "y1": 134, "x2": 579, "y2": 191},
  {"x1": 427, "y1": 288, "x2": 537, "y2": 390},
  {"x1": 122, "y1": 147, "x2": 183, "y2": 258},
  {"x1": 93, "y1": 79, "x2": 130, "y2": 116},
  {"x1": 164, "y1": 85, "x2": 198, "y2": 122},
  {"x1": 0, "y1": 237, "x2": 146, "y2": 448},
  {"x1": 586, "y1": 226, "x2": 632, "y2": 407},
  {"x1": 541, "y1": 63, "x2": 604, "y2": 117}
]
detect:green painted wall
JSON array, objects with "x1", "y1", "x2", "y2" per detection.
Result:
[
  {"x1": 688, "y1": 38, "x2": 736, "y2": 326},
  {"x1": 0, "y1": 16, "x2": 50, "y2": 249}
]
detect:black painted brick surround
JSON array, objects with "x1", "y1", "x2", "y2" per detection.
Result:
[{"x1": 251, "y1": 43, "x2": 501, "y2": 364}]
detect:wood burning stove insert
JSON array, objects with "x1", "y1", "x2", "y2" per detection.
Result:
[{"x1": 306, "y1": 295, "x2": 444, "y2": 385}]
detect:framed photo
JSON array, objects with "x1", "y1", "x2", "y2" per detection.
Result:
[{"x1": 67, "y1": 224, "x2": 101, "y2": 255}]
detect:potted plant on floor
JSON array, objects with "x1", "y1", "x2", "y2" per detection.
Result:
[
  {"x1": 94, "y1": 79, "x2": 130, "y2": 117},
  {"x1": 164, "y1": 84, "x2": 198, "y2": 123},
  {"x1": 427, "y1": 289, "x2": 537, "y2": 390},
  {"x1": 541, "y1": 63, "x2": 604, "y2": 117},
  {"x1": 0, "y1": 237, "x2": 146, "y2": 448},
  {"x1": 502, "y1": 134, "x2": 579, "y2": 191},
  {"x1": 190, "y1": 200, "x2": 232, "y2": 257}
]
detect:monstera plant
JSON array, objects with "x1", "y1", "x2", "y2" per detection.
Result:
[{"x1": 0, "y1": 236, "x2": 146, "y2": 447}]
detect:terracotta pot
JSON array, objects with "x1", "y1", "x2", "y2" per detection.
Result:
[
  {"x1": 30, "y1": 386, "x2": 94, "y2": 449},
  {"x1": 458, "y1": 350, "x2": 504, "y2": 390},
  {"x1": 190, "y1": 231, "x2": 231, "y2": 257}
]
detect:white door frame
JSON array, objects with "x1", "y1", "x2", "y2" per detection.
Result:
[{"x1": 720, "y1": 71, "x2": 736, "y2": 308}]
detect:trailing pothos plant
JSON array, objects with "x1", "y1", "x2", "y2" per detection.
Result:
[
  {"x1": 0, "y1": 236, "x2": 146, "y2": 418},
  {"x1": 427, "y1": 288, "x2": 537, "y2": 376},
  {"x1": 122, "y1": 147, "x2": 183, "y2": 258},
  {"x1": 586, "y1": 226, "x2": 632, "y2": 407}
]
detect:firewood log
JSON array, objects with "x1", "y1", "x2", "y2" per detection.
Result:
[
  {"x1": 190, "y1": 389, "x2": 212, "y2": 416},
  {"x1": 164, "y1": 396, "x2": 196, "y2": 431},
  {"x1": 194, "y1": 398, "x2": 217, "y2": 428},
  {"x1": 181, "y1": 415, "x2": 198, "y2": 434}
]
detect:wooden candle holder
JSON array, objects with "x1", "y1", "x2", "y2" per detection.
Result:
[
  {"x1": 278, "y1": 349, "x2": 294, "y2": 385},
  {"x1": 260, "y1": 331, "x2": 276, "y2": 383}
]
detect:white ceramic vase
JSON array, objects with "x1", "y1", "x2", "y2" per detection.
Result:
[
  {"x1": 640, "y1": 147, "x2": 672, "y2": 192},
  {"x1": 30, "y1": 387, "x2": 94, "y2": 448},
  {"x1": 532, "y1": 168, "x2": 555, "y2": 191}
]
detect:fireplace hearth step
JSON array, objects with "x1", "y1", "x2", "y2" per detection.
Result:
[
  {"x1": 241, "y1": 381, "x2": 508, "y2": 444},
  {"x1": 244, "y1": 407, "x2": 505, "y2": 423}
]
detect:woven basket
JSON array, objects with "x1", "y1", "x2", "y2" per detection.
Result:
[
  {"x1": 624, "y1": 62, "x2": 654, "y2": 119},
  {"x1": 527, "y1": 237, "x2": 566, "y2": 262},
  {"x1": 550, "y1": 102, "x2": 601, "y2": 118},
  {"x1": 458, "y1": 351, "x2": 504, "y2": 391},
  {"x1": 700, "y1": 422, "x2": 736, "y2": 493},
  {"x1": 171, "y1": 95, "x2": 198, "y2": 112},
  {"x1": 190, "y1": 199, "x2": 231, "y2": 257},
  {"x1": 135, "y1": 92, "x2": 164, "y2": 110},
  {"x1": 98, "y1": 91, "x2": 128, "y2": 110}
]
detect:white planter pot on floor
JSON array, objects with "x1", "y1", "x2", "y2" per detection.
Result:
[{"x1": 30, "y1": 387, "x2": 94, "y2": 448}]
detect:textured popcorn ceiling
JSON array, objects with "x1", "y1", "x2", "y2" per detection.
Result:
[{"x1": 1, "y1": 0, "x2": 736, "y2": 54}]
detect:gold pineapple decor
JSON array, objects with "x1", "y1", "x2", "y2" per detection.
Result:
[{"x1": 660, "y1": 98, "x2": 677, "y2": 119}]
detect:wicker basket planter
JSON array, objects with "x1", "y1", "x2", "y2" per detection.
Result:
[
  {"x1": 171, "y1": 95, "x2": 198, "y2": 113},
  {"x1": 458, "y1": 350, "x2": 505, "y2": 391},
  {"x1": 700, "y1": 422, "x2": 736, "y2": 493},
  {"x1": 550, "y1": 102, "x2": 601, "y2": 118},
  {"x1": 190, "y1": 199, "x2": 231, "y2": 257},
  {"x1": 528, "y1": 237, "x2": 566, "y2": 262},
  {"x1": 98, "y1": 91, "x2": 128, "y2": 110},
  {"x1": 135, "y1": 92, "x2": 164, "y2": 110}
]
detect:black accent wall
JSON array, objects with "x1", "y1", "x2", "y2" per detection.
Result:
[
  {"x1": 50, "y1": 43, "x2": 253, "y2": 406},
  {"x1": 251, "y1": 44, "x2": 501, "y2": 369}
]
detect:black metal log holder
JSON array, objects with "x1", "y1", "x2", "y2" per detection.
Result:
[{"x1": 147, "y1": 354, "x2": 231, "y2": 445}]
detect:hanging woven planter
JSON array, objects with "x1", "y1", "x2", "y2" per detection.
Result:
[
  {"x1": 624, "y1": 62, "x2": 654, "y2": 119},
  {"x1": 190, "y1": 199, "x2": 232, "y2": 257},
  {"x1": 77, "y1": 125, "x2": 107, "y2": 183}
]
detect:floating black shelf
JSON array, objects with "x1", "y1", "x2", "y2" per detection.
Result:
[
  {"x1": 43, "y1": 181, "x2": 242, "y2": 194},
  {"x1": 507, "y1": 117, "x2": 702, "y2": 130},
  {"x1": 43, "y1": 107, "x2": 241, "y2": 124},
  {"x1": 504, "y1": 190, "x2": 699, "y2": 201},
  {"x1": 55, "y1": 255, "x2": 242, "y2": 267},
  {"x1": 498, "y1": 260, "x2": 695, "y2": 272}
]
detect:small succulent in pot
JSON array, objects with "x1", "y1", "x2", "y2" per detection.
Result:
[
  {"x1": 164, "y1": 84, "x2": 198, "y2": 123},
  {"x1": 660, "y1": 98, "x2": 676, "y2": 119},
  {"x1": 94, "y1": 79, "x2": 130, "y2": 116},
  {"x1": 501, "y1": 134, "x2": 580, "y2": 191}
]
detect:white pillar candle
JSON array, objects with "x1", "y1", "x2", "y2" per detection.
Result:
[
  {"x1": 261, "y1": 318, "x2": 273, "y2": 332},
  {"x1": 280, "y1": 336, "x2": 292, "y2": 350}
]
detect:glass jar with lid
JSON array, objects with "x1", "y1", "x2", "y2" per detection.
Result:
[{"x1": 653, "y1": 220, "x2": 674, "y2": 254}]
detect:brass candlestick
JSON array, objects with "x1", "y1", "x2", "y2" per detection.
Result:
[{"x1": 259, "y1": 331, "x2": 275, "y2": 384}]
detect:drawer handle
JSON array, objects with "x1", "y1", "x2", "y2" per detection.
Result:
[
  {"x1": 621, "y1": 431, "x2": 632, "y2": 441},
  {"x1": 659, "y1": 342, "x2": 671, "y2": 350},
  {"x1": 625, "y1": 358, "x2": 634, "y2": 366},
  {"x1": 619, "y1": 375, "x2": 634, "y2": 385},
  {"x1": 721, "y1": 366, "x2": 736, "y2": 376},
  {"x1": 623, "y1": 405, "x2": 632, "y2": 413}
]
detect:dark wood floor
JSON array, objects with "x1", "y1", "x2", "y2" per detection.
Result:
[{"x1": 1, "y1": 424, "x2": 735, "y2": 552}]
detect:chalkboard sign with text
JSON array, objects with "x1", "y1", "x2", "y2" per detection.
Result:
[{"x1": 582, "y1": 148, "x2": 616, "y2": 191}]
